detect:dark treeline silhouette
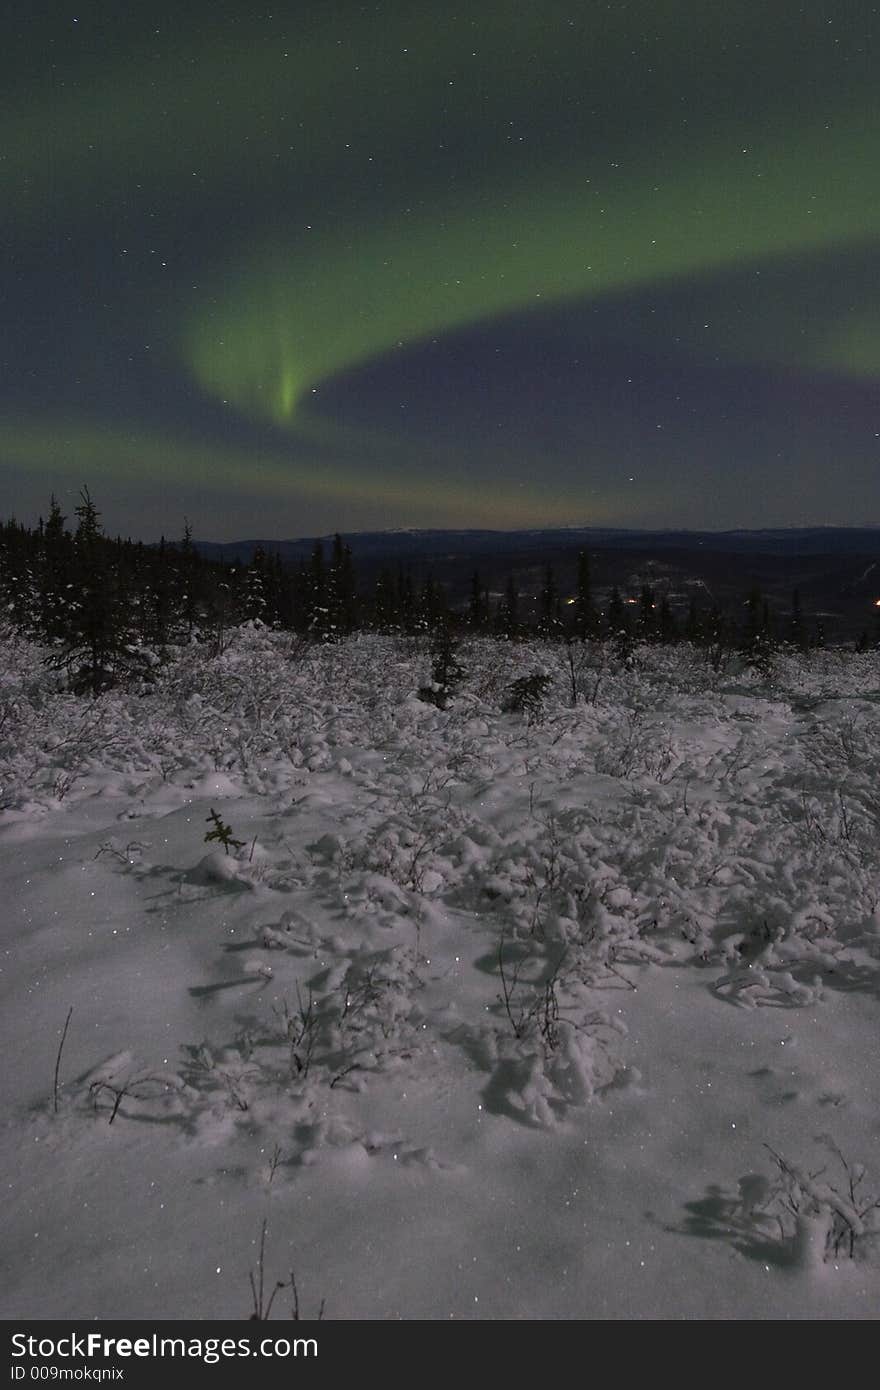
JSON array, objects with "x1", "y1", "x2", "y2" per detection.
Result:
[{"x1": 1, "y1": 491, "x2": 876, "y2": 694}]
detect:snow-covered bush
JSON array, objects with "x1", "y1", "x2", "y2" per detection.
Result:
[
  {"x1": 502, "y1": 669, "x2": 552, "y2": 721},
  {"x1": 761, "y1": 1141, "x2": 880, "y2": 1268}
]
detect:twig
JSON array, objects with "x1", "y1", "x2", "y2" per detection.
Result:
[
  {"x1": 249, "y1": 1218, "x2": 286, "y2": 1321},
  {"x1": 329, "y1": 1063, "x2": 361, "y2": 1089},
  {"x1": 291, "y1": 1266, "x2": 325, "y2": 1321},
  {"x1": 267, "y1": 1143, "x2": 283, "y2": 1185},
  {"x1": 604, "y1": 958, "x2": 638, "y2": 991},
  {"x1": 53, "y1": 1006, "x2": 73, "y2": 1114},
  {"x1": 497, "y1": 934, "x2": 527, "y2": 1038}
]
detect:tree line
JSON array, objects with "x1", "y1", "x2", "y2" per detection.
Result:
[{"x1": 0, "y1": 490, "x2": 875, "y2": 695}]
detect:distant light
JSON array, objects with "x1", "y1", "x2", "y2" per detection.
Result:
[{"x1": 875, "y1": 598, "x2": 880, "y2": 607}]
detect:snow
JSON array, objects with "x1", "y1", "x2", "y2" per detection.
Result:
[{"x1": 1, "y1": 625, "x2": 878, "y2": 1319}]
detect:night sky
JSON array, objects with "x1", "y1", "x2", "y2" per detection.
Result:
[{"x1": 3, "y1": 2, "x2": 880, "y2": 540}]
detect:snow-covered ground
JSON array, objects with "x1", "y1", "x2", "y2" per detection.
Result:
[{"x1": 1, "y1": 626, "x2": 878, "y2": 1319}]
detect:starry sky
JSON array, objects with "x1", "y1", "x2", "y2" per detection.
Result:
[{"x1": 3, "y1": 1, "x2": 880, "y2": 540}]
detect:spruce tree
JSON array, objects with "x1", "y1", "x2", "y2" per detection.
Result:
[
  {"x1": 573, "y1": 550, "x2": 597, "y2": 641},
  {"x1": 328, "y1": 534, "x2": 357, "y2": 636},
  {"x1": 397, "y1": 567, "x2": 415, "y2": 631},
  {"x1": 419, "y1": 573, "x2": 447, "y2": 631},
  {"x1": 468, "y1": 570, "x2": 483, "y2": 630},
  {"x1": 418, "y1": 627, "x2": 464, "y2": 709},
  {"x1": 307, "y1": 540, "x2": 331, "y2": 640},
  {"x1": 244, "y1": 546, "x2": 269, "y2": 624},
  {"x1": 684, "y1": 595, "x2": 701, "y2": 645},
  {"x1": 639, "y1": 584, "x2": 656, "y2": 639},
  {"x1": 742, "y1": 584, "x2": 774, "y2": 675},
  {"x1": 178, "y1": 520, "x2": 201, "y2": 640},
  {"x1": 0, "y1": 518, "x2": 38, "y2": 634},
  {"x1": 144, "y1": 536, "x2": 176, "y2": 647},
  {"x1": 744, "y1": 584, "x2": 763, "y2": 649},
  {"x1": 62, "y1": 487, "x2": 127, "y2": 694},
  {"x1": 499, "y1": 574, "x2": 519, "y2": 639},
  {"x1": 659, "y1": 595, "x2": 677, "y2": 644},
  {"x1": 789, "y1": 589, "x2": 806, "y2": 650},
  {"x1": 607, "y1": 586, "x2": 627, "y2": 635},
  {"x1": 270, "y1": 551, "x2": 294, "y2": 628},
  {"x1": 39, "y1": 495, "x2": 73, "y2": 641},
  {"x1": 539, "y1": 564, "x2": 560, "y2": 637},
  {"x1": 372, "y1": 567, "x2": 396, "y2": 630}
]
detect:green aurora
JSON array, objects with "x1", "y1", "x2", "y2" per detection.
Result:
[
  {"x1": 2, "y1": 1, "x2": 879, "y2": 533},
  {"x1": 0, "y1": 418, "x2": 620, "y2": 528},
  {"x1": 184, "y1": 110, "x2": 880, "y2": 426}
]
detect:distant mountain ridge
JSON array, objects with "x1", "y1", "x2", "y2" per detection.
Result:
[
  {"x1": 182, "y1": 525, "x2": 880, "y2": 643},
  {"x1": 194, "y1": 526, "x2": 880, "y2": 565}
]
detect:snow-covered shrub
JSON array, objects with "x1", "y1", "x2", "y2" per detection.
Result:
[
  {"x1": 762, "y1": 1141, "x2": 880, "y2": 1268},
  {"x1": 418, "y1": 630, "x2": 464, "y2": 710},
  {"x1": 488, "y1": 933, "x2": 628, "y2": 1124},
  {"x1": 502, "y1": 669, "x2": 552, "y2": 721}
]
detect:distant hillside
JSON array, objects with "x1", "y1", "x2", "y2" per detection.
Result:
[
  {"x1": 194, "y1": 526, "x2": 880, "y2": 566},
  {"x1": 190, "y1": 527, "x2": 880, "y2": 645}
]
